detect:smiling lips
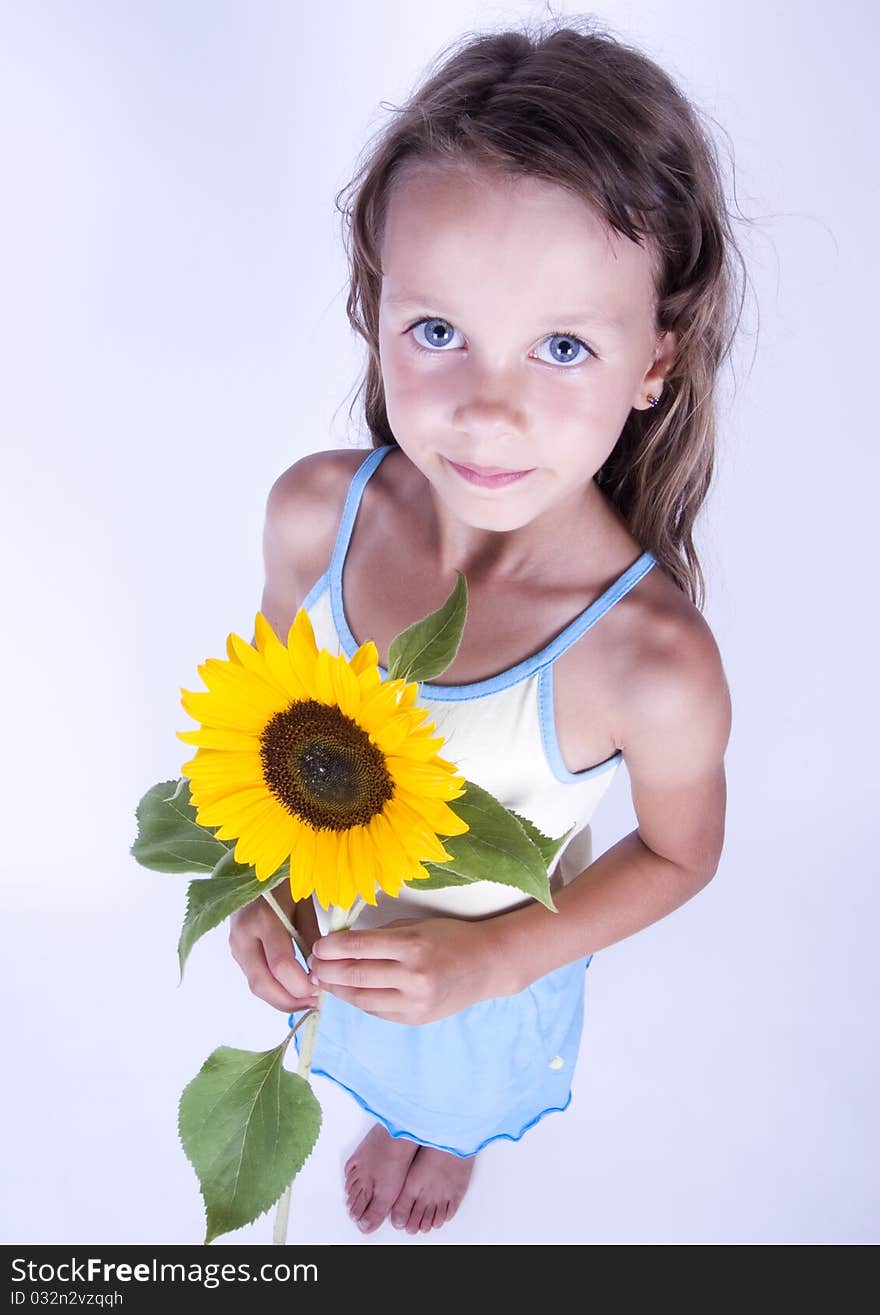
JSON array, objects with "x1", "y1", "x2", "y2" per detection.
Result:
[
  {"x1": 448, "y1": 459, "x2": 534, "y2": 488},
  {"x1": 459, "y1": 463, "x2": 524, "y2": 476}
]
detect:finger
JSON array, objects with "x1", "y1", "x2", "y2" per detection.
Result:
[
  {"x1": 247, "y1": 940, "x2": 319, "y2": 1013},
  {"x1": 318, "y1": 983, "x2": 407, "y2": 1018},
  {"x1": 308, "y1": 956, "x2": 408, "y2": 993},
  {"x1": 311, "y1": 927, "x2": 415, "y2": 962},
  {"x1": 265, "y1": 940, "x2": 316, "y2": 1000}
]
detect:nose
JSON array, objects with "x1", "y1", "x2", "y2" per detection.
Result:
[{"x1": 453, "y1": 380, "x2": 526, "y2": 438}]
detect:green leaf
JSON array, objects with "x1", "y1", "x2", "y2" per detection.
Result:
[
  {"x1": 179, "y1": 1040, "x2": 322, "y2": 1245},
  {"x1": 403, "y1": 780, "x2": 558, "y2": 911},
  {"x1": 386, "y1": 570, "x2": 468, "y2": 683},
  {"x1": 508, "y1": 809, "x2": 576, "y2": 873},
  {"x1": 130, "y1": 777, "x2": 251, "y2": 876},
  {"x1": 402, "y1": 868, "x2": 475, "y2": 891},
  {"x1": 208, "y1": 845, "x2": 254, "y2": 881},
  {"x1": 178, "y1": 864, "x2": 291, "y2": 982}
]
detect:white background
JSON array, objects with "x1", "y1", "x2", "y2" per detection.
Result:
[{"x1": 2, "y1": 0, "x2": 877, "y2": 1245}]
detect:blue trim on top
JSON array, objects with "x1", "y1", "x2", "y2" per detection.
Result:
[
  {"x1": 300, "y1": 568, "x2": 330, "y2": 614},
  {"x1": 329, "y1": 446, "x2": 394, "y2": 664},
  {"x1": 330, "y1": 444, "x2": 657, "y2": 706},
  {"x1": 538, "y1": 665, "x2": 622, "y2": 782}
]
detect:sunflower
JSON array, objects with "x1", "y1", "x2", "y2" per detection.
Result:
[{"x1": 176, "y1": 609, "x2": 469, "y2": 910}]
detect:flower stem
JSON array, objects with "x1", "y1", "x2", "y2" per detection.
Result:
[
  {"x1": 272, "y1": 899, "x2": 363, "y2": 1246},
  {"x1": 261, "y1": 888, "x2": 310, "y2": 962}
]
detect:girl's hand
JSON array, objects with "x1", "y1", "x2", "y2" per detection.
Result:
[
  {"x1": 306, "y1": 917, "x2": 504, "y2": 1025},
  {"x1": 229, "y1": 894, "x2": 320, "y2": 1014}
]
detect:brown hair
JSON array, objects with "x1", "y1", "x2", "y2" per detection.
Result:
[{"x1": 335, "y1": 15, "x2": 753, "y2": 608}]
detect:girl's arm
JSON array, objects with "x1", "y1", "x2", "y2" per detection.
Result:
[
  {"x1": 305, "y1": 614, "x2": 731, "y2": 1023},
  {"x1": 484, "y1": 614, "x2": 732, "y2": 996}
]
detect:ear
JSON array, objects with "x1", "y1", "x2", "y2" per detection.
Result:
[{"x1": 635, "y1": 329, "x2": 678, "y2": 411}]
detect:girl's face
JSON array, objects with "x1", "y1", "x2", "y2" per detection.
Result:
[{"x1": 377, "y1": 164, "x2": 676, "y2": 534}]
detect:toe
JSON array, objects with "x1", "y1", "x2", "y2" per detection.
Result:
[
  {"x1": 390, "y1": 1191, "x2": 415, "y2": 1229},
  {"x1": 357, "y1": 1200, "x2": 387, "y2": 1233},
  {"x1": 419, "y1": 1205, "x2": 436, "y2": 1233},
  {"x1": 357, "y1": 1184, "x2": 399, "y2": 1234}
]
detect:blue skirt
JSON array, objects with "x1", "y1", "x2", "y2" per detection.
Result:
[{"x1": 290, "y1": 937, "x2": 593, "y2": 1159}]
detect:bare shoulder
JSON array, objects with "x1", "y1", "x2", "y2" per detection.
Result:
[
  {"x1": 619, "y1": 573, "x2": 732, "y2": 772},
  {"x1": 258, "y1": 447, "x2": 370, "y2": 639},
  {"x1": 614, "y1": 567, "x2": 732, "y2": 880}
]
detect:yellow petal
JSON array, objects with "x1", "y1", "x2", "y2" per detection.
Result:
[
  {"x1": 367, "y1": 811, "x2": 410, "y2": 898},
  {"x1": 314, "y1": 826, "x2": 344, "y2": 908},
  {"x1": 384, "y1": 794, "x2": 454, "y2": 863},
  {"x1": 370, "y1": 712, "x2": 423, "y2": 755},
  {"x1": 195, "y1": 657, "x2": 284, "y2": 719},
  {"x1": 253, "y1": 613, "x2": 313, "y2": 700},
  {"x1": 356, "y1": 664, "x2": 384, "y2": 700},
  {"x1": 225, "y1": 630, "x2": 302, "y2": 705},
  {"x1": 253, "y1": 612, "x2": 279, "y2": 655},
  {"x1": 248, "y1": 816, "x2": 295, "y2": 882},
  {"x1": 180, "y1": 688, "x2": 272, "y2": 736},
  {"x1": 334, "y1": 830, "x2": 359, "y2": 912},
  {"x1": 292, "y1": 607, "x2": 318, "y2": 650},
  {"x1": 180, "y1": 749, "x2": 265, "y2": 794},
  {"x1": 176, "y1": 726, "x2": 258, "y2": 751},
  {"x1": 398, "y1": 681, "x2": 420, "y2": 709},
  {"x1": 286, "y1": 609, "x2": 319, "y2": 683},
  {"x1": 311, "y1": 650, "x2": 337, "y2": 707},
  {"x1": 287, "y1": 824, "x2": 315, "y2": 901},
  {"x1": 348, "y1": 824, "x2": 379, "y2": 905},
  {"x1": 388, "y1": 729, "x2": 447, "y2": 761},
  {"x1": 359, "y1": 677, "x2": 406, "y2": 725},
  {"x1": 386, "y1": 756, "x2": 466, "y2": 798},
  {"x1": 327, "y1": 652, "x2": 363, "y2": 719},
  {"x1": 193, "y1": 785, "x2": 265, "y2": 817},
  {"x1": 350, "y1": 639, "x2": 379, "y2": 676},
  {"x1": 291, "y1": 822, "x2": 319, "y2": 902},
  {"x1": 393, "y1": 790, "x2": 469, "y2": 837},
  {"x1": 193, "y1": 785, "x2": 272, "y2": 828}
]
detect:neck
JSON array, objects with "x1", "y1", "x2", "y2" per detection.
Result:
[{"x1": 420, "y1": 469, "x2": 608, "y2": 587}]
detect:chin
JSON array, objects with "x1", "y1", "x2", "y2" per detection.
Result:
[{"x1": 444, "y1": 486, "x2": 537, "y2": 531}]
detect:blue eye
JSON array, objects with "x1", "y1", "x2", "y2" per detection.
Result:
[
  {"x1": 406, "y1": 317, "x2": 595, "y2": 367},
  {"x1": 534, "y1": 331, "x2": 594, "y2": 367},
  {"x1": 408, "y1": 317, "x2": 463, "y2": 352}
]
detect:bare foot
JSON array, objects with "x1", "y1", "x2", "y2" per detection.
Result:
[
  {"x1": 344, "y1": 1123, "x2": 420, "y2": 1233},
  {"x1": 390, "y1": 1145, "x2": 476, "y2": 1233}
]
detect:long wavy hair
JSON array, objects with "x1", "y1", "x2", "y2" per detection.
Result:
[{"x1": 334, "y1": 16, "x2": 752, "y2": 608}]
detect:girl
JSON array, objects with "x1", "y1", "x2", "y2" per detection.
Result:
[{"x1": 229, "y1": 18, "x2": 736, "y2": 1237}]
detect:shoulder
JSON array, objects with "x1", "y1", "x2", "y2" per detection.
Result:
[
  {"x1": 613, "y1": 566, "x2": 731, "y2": 879},
  {"x1": 618, "y1": 570, "x2": 732, "y2": 779},
  {"x1": 263, "y1": 447, "x2": 371, "y2": 579},
  {"x1": 264, "y1": 446, "x2": 370, "y2": 541},
  {"x1": 259, "y1": 447, "x2": 373, "y2": 633}
]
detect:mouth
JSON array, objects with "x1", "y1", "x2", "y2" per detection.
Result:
[{"x1": 447, "y1": 459, "x2": 535, "y2": 489}]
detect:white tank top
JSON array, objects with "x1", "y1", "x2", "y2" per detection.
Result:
[{"x1": 300, "y1": 445, "x2": 657, "y2": 936}]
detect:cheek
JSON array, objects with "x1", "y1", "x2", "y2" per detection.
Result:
[
  {"x1": 382, "y1": 348, "x2": 449, "y2": 419},
  {"x1": 528, "y1": 376, "x2": 601, "y2": 437}
]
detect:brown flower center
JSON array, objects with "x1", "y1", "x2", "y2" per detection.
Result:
[{"x1": 259, "y1": 698, "x2": 394, "y2": 831}]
